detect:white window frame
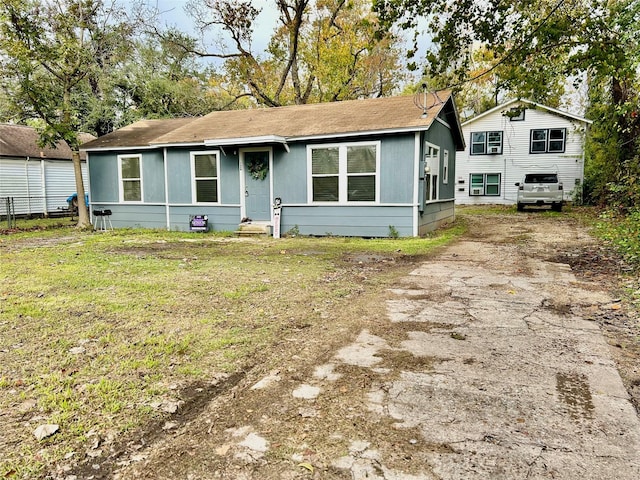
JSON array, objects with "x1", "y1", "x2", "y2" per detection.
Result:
[
  {"x1": 190, "y1": 151, "x2": 221, "y2": 204},
  {"x1": 118, "y1": 154, "x2": 143, "y2": 203},
  {"x1": 307, "y1": 141, "x2": 380, "y2": 204},
  {"x1": 424, "y1": 141, "x2": 440, "y2": 202},
  {"x1": 471, "y1": 131, "x2": 503, "y2": 155},
  {"x1": 530, "y1": 128, "x2": 566, "y2": 154},
  {"x1": 469, "y1": 173, "x2": 501, "y2": 196}
]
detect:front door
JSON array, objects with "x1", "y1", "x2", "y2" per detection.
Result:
[{"x1": 242, "y1": 149, "x2": 271, "y2": 221}]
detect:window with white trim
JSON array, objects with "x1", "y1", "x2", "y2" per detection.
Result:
[
  {"x1": 530, "y1": 128, "x2": 566, "y2": 153},
  {"x1": 119, "y1": 154, "x2": 142, "y2": 202},
  {"x1": 424, "y1": 142, "x2": 440, "y2": 202},
  {"x1": 471, "y1": 131, "x2": 503, "y2": 155},
  {"x1": 469, "y1": 173, "x2": 501, "y2": 196},
  {"x1": 309, "y1": 142, "x2": 378, "y2": 203},
  {"x1": 191, "y1": 152, "x2": 219, "y2": 203}
]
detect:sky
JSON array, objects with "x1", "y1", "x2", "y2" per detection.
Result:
[{"x1": 148, "y1": 0, "x2": 279, "y2": 55}]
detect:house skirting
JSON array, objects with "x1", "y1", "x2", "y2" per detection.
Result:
[{"x1": 418, "y1": 200, "x2": 455, "y2": 236}]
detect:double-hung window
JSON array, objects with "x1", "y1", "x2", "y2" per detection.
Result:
[
  {"x1": 310, "y1": 142, "x2": 378, "y2": 203},
  {"x1": 424, "y1": 142, "x2": 440, "y2": 202},
  {"x1": 191, "y1": 152, "x2": 219, "y2": 203},
  {"x1": 119, "y1": 154, "x2": 142, "y2": 202},
  {"x1": 530, "y1": 128, "x2": 566, "y2": 153},
  {"x1": 471, "y1": 131, "x2": 503, "y2": 155},
  {"x1": 469, "y1": 173, "x2": 501, "y2": 196}
]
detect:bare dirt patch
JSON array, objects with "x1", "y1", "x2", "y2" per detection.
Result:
[
  {"x1": 6, "y1": 209, "x2": 639, "y2": 479},
  {"x1": 65, "y1": 211, "x2": 640, "y2": 479}
]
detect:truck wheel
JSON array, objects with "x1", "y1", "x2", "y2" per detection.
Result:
[
  {"x1": 517, "y1": 203, "x2": 524, "y2": 212},
  {"x1": 552, "y1": 203, "x2": 562, "y2": 212}
]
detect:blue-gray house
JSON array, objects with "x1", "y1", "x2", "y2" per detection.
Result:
[{"x1": 81, "y1": 91, "x2": 464, "y2": 237}]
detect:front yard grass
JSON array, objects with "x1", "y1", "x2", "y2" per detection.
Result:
[{"x1": 0, "y1": 222, "x2": 464, "y2": 478}]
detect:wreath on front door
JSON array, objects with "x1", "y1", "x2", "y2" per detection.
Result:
[{"x1": 247, "y1": 156, "x2": 268, "y2": 180}]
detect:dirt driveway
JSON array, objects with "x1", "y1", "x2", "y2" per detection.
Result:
[{"x1": 65, "y1": 211, "x2": 640, "y2": 479}]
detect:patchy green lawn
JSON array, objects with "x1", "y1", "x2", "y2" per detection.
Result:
[{"x1": 0, "y1": 223, "x2": 464, "y2": 478}]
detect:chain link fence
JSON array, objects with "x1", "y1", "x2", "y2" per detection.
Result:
[{"x1": 1, "y1": 196, "x2": 79, "y2": 229}]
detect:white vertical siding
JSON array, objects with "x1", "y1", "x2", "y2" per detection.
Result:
[{"x1": 456, "y1": 104, "x2": 588, "y2": 205}]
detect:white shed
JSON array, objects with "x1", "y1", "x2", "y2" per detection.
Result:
[
  {"x1": 0, "y1": 124, "x2": 92, "y2": 216},
  {"x1": 455, "y1": 99, "x2": 592, "y2": 205}
]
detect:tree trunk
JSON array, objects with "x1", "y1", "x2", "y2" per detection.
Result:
[{"x1": 72, "y1": 150, "x2": 91, "y2": 228}]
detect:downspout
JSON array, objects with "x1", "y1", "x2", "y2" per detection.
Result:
[
  {"x1": 163, "y1": 147, "x2": 170, "y2": 230},
  {"x1": 504, "y1": 158, "x2": 507, "y2": 202},
  {"x1": 412, "y1": 132, "x2": 420, "y2": 237}
]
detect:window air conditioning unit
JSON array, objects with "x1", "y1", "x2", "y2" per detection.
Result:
[
  {"x1": 488, "y1": 146, "x2": 500, "y2": 154},
  {"x1": 471, "y1": 188, "x2": 482, "y2": 195}
]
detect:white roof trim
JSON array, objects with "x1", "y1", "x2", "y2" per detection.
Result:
[
  {"x1": 83, "y1": 126, "x2": 435, "y2": 153},
  {"x1": 202, "y1": 134, "x2": 288, "y2": 147},
  {"x1": 462, "y1": 98, "x2": 592, "y2": 126},
  {"x1": 81, "y1": 144, "x2": 187, "y2": 152},
  {"x1": 287, "y1": 125, "x2": 432, "y2": 142}
]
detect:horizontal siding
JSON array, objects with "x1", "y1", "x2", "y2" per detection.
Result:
[
  {"x1": 456, "y1": 105, "x2": 587, "y2": 205},
  {"x1": 168, "y1": 205, "x2": 241, "y2": 232},
  {"x1": 418, "y1": 200, "x2": 455, "y2": 236},
  {"x1": 424, "y1": 115, "x2": 458, "y2": 201},
  {"x1": 90, "y1": 204, "x2": 166, "y2": 229},
  {"x1": 280, "y1": 205, "x2": 414, "y2": 237},
  {"x1": 88, "y1": 203, "x2": 242, "y2": 232}
]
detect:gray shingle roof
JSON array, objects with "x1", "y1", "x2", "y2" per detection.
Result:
[
  {"x1": 82, "y1": 92, "x2": 464, "y2": 151},
  {"x1": 81, "y1": 118, "x2": 195, "y2": 151},
  {"x1": 0, "y1": 124, "x2": 95, "y2": 160}
]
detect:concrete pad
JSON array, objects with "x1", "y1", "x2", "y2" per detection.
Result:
[{"x1": 369, "y1": 256, "x2": 640, "y2": 478}]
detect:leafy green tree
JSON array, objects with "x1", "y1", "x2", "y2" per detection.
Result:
[
  {"x1": 0, "y1": 0, "x2": 134, "y2": 227},
  {"x1": 373, "y1": 0, "x2": 640, "y2": 206},
  {"x1": 100, "y1": 30, "x2": 235, "y2": 131},
  {"x1": 182, "y1": 0, "x2": 405, "y2": 106}
]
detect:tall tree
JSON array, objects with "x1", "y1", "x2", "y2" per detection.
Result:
[
  {"x1": 0, "y1": 0, "x2": 134, "y2": 227},
  {"x1": 182, "y1": 0, "x2": 405, "y2": 106},
  {"x1": 373, "y1": 0, "x2": 640, "y2": 205},
  {"x1": 86, "y1": 30, "x2": 235, "y2": 135}
]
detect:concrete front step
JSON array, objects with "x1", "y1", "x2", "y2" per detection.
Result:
[{"x1": 235, "y1": 222, "x2": 271, "y2": 236}]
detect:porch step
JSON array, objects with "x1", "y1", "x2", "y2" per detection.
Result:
[{"x1": 235, "y1": 222, "x2": 271, "y2": 237}]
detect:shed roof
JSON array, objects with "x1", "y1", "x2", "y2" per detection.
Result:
[
  {"x1": 82, "y1": 92, "x2": 465, "y2": 151},
  {"x1": 0, "y1": 124, "x2": 95, "y2": 160}
]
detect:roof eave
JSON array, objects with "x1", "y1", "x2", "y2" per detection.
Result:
[
  {"x1": 82, "y1": 144, "x2": 166, "y2": 152},
  {"x1": 462, "y1": 98, "x2": 592, "y2": 126},
  {"x1": 287, "y1": 125, "x2": 434, "y2": 142}
]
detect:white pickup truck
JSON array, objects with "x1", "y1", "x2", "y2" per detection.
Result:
[{"x1": 515, "y1": 173, "x2": 564, "y2": 212}]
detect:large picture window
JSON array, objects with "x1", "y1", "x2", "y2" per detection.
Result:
[
  {"x1": 309, "y1": 142, "x2": 378, "y2": 203},
  {"x1": 530, "y1": 128, "x2": 566, "y2": 153},
  {"x1": 191, "y1": 152, "x2": 219, "y2": 203},
  {"x1": 469, "y1": 173, "x2": 501, "y2": 196},
  {"x1": 119, "y1": 154, "x2": 142, "y2": 202},
  {"x1": 471, "y1": 131, "x2": 503, "y2": 155}
]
